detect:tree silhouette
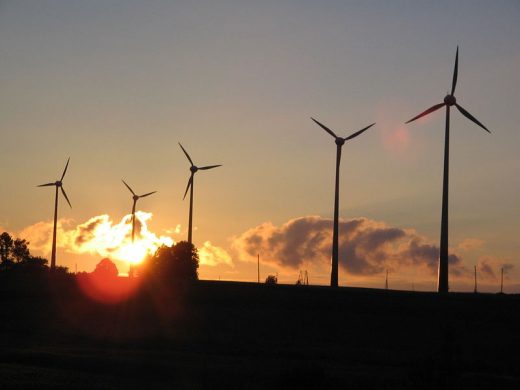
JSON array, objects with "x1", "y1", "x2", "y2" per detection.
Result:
[
  {"x1": 0, "y1": 232, "x2": 14, "y2": 264},
  {"x1": 142, "y1": 241, "x2": 199, "y2": 284},
  {"x1": 11, "y1": 256, "x2": 48, "y2": 274},
  {"x1": 0, "y1": 232, "x2": 41, "y2": 272},
  {"x1": 92, "y1": 258, "x2": 118, "y2": 279},
  {"x1": 265, "y1": 275, "x2": 278, "y2": 285}
]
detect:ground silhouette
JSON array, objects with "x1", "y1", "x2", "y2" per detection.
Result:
[{"x1": 1, "y1": 275, "x2": 519, "y2": 389}]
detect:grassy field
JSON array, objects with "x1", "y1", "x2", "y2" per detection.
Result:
[{"x1": 1, "y1": 277, "x2": 519, "y2": 389}]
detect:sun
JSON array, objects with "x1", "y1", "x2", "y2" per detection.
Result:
[{"x1": 118, "y1": 241, "x2": 151, "y2": 265}]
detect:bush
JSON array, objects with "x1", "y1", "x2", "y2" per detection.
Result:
[{"x1": 265, "y1": 275, "x2": 278, "y2": 285}]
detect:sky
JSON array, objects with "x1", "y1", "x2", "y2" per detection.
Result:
[{"x1": 1, "y1": 0, "x2": 519, "y2": 292}]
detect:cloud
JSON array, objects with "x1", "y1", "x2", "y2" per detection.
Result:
[
  {"x1": 232, "y1": 215, "x2": 467, "y2": 277},
  {"x1": 457, "y1": 238, "x2": 485, "y2": 252},
  {"x1": 478, "y1": 256, "x2": 515, "y2": 280},
  {"x1": 199, "y1": 241, "x2": 233, "y2": 267},
  {"x1": 18, "y1": 220, "x2": 56, "y2": 254},
  {"x1": 12, "y1": 213, "x2": 233, "y2": 268},
  {"x1": 18, "y1": 212, "x2": 174, "y2": 263}
]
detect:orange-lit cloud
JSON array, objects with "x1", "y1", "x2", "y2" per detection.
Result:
[
  {"x1": 19, "y1": 212, "x2": 172, "y2": 264},
  {"x1": 70, "y1": 212, "x2": 174, "y2": 264},
  {"x1": 232, "y1": 215, "x2": 467, "y2": 278},
  {"x1": 14, "y1": 213, "x2": 232, "y2": 267},
  {"x1": 199, "y1": 241, "x2": 233, "y2": 267}
]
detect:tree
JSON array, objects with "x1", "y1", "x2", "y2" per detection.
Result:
[
  {"x1": 11, "y1": 256, "x2": 48, "y2": 274},
  {"x1": 0, "y1": 232, "x2": 42, "y2": 273},
  {"x1": 0, "y1": 232, "x2": 31, "y2": 264},
  {"x1": 92, "y1": 258, "x2": 119, "y2": 279},
  {"x1": 265, "y1": 275, "x2": 278, "y2": 285},
  {"x1": 143, "y1": 241, "x2": 199, "y2": 283},
  {"x1": 12, "y1": 238, "x2": 30, "y2": 263},
  {"x1": 0, "y1": 232, "x2": 14, "y2": 264}
]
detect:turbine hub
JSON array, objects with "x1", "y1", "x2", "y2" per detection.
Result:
[
  {"x1": 190, "y1": 165, "x2": 198, "y2": 173},
  {"x1": 56, "y1": 181, "x2": 62, "y2": 186},
  {"x1": 133, "y1": 195, "x2": 139, "y2": 201},
  {"x1": 444, "y1": 94, "x2": 456, "y2": 106},
  {"x1": 335, "y1": 138, "x2": 345, "y2": 146}
]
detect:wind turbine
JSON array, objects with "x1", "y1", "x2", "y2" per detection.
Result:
[
  {"x1": 179, "y1": 143, "x2": 221, "y2": 245},
  {"x1": 37, "y1": 158, "x2": 72, "y2": 270},
  {"x1": 121, "y1": 180, "x2": 157, "y2": 243},
  {"x1": 405, "y1": 47, "x2": 490, "y2": 294},
  {"x1": 311, "y1": 118, "x2": 375, "y2": 287}
]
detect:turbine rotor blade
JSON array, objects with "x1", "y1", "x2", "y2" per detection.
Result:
[
  {"x1": 60, "y1": 157, "x2": 70, "y2": 181},
  {"x1": 455, "y1": 103, "x2": 490, "y2": 133},
  {"x1": 61, "y1": 187, "x2": 72, "y2": 208},
  {"x1": 178, "y1": 143, "x2": 194, "y2": 166},
  {"x1": 199, "y1": 164, "x2": 222, "y2": 170},
  {"x1": 37, "y1": 182, "x2": 55, "y2": 187},
  {"x1": 311, "y1": 117, "x2": 338, "y2": 139},
  {"x1": 451, "y1": 46, "x2": 459, "y2": 95},
  {"x1": 140, "y1": 191, "x2": 157, "y2": 198},
  {"x1": 344, "y1": 123, "x2": 376, "y2": 141},
  {"x1": 122, "y1": 179, "x2": 136, "y2": 196},
  {"x1": 183, "y1": 175, "x2": 193, "y2": 200},
  {"x1": 405, "y1": 103, "x2": 446, "y2": 124}
]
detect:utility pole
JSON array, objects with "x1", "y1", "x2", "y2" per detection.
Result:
[
  {"x1": 474, "y1": 265, "x2": 477, "y2": 293},
  {"x1": 500, "y1": 267, "x2": 504, "y2": 294},
  {"x1": 385, "y1": 269, "x2": 389, "y2": 290},
  {"x1": 257, "y1": 253, "x2": 260, "y2": 283}
]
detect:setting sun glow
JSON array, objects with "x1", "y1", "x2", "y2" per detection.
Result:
[
  {"x1": 118, "y1": 241, "x2": 154, "y2": 265},
  {"x1": 68, "y1": 211, "x2": 174, "y2": 266}
]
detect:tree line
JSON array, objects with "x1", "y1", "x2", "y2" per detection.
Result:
[{"x1": 0, "y1": 231, "x2": 199, "y2": 285}]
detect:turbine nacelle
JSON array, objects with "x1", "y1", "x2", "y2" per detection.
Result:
[
  {"x1": 444, "y1": 95, "x2": 456, "y2": 106},
  {"x1": 404, "y1": 46, "x2": 492, "y2": 294},
  {"x1": 37, "y1": 158, "x2": 72, "y2": 209},
  {"x1": 310, "y1": 117, "x2": 375, "y2": 287},
  {"x1": 405, "y1": 47, "x2": 490, "y2": 133},
  {"x1": 121, "y1": 179, "x2": 157, "y2": 243},
  {"x1": 179, "y1": 142, "x2": 222, "y2": 201},
  {"x1": 36, "y1": 157, "x2": 72, "y2": 270},
  {"x1": 311, "y1": 117, "x2": 376, "y2": 145},
  {"x1": 178, "y1": 142, "x2": 222, "y2": 244}
]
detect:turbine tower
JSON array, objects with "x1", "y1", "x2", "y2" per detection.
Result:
[
  {"x1": 405, "y1": 47, "x2": 490, "y2": 294},
  {"x1": 311, "y1": 118, "x2": 375, "y2": 287},
  {"x1": 37, "y1": 158, "x2": 72, "y2": 270},
  {"x1": 179, "y1": 143, "x2": 221, "y2": 245},
  {"x1": 122, "y1": 180, "x2": 157, "y2": 242}
]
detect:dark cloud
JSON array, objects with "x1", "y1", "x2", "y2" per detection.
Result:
[
  {"x1": 75, "y1": 216, "x2": 105, "y2": 246},
  {"x1": 478, "y1": 256, "x2": 515, "y2": 280},
  {"x1": 233, "y1": 216, "x2": 467, "y2": 277}
]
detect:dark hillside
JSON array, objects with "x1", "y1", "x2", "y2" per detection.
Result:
[{"x1": 1, "y1": 276, "x2": 519, "y2": 389}]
